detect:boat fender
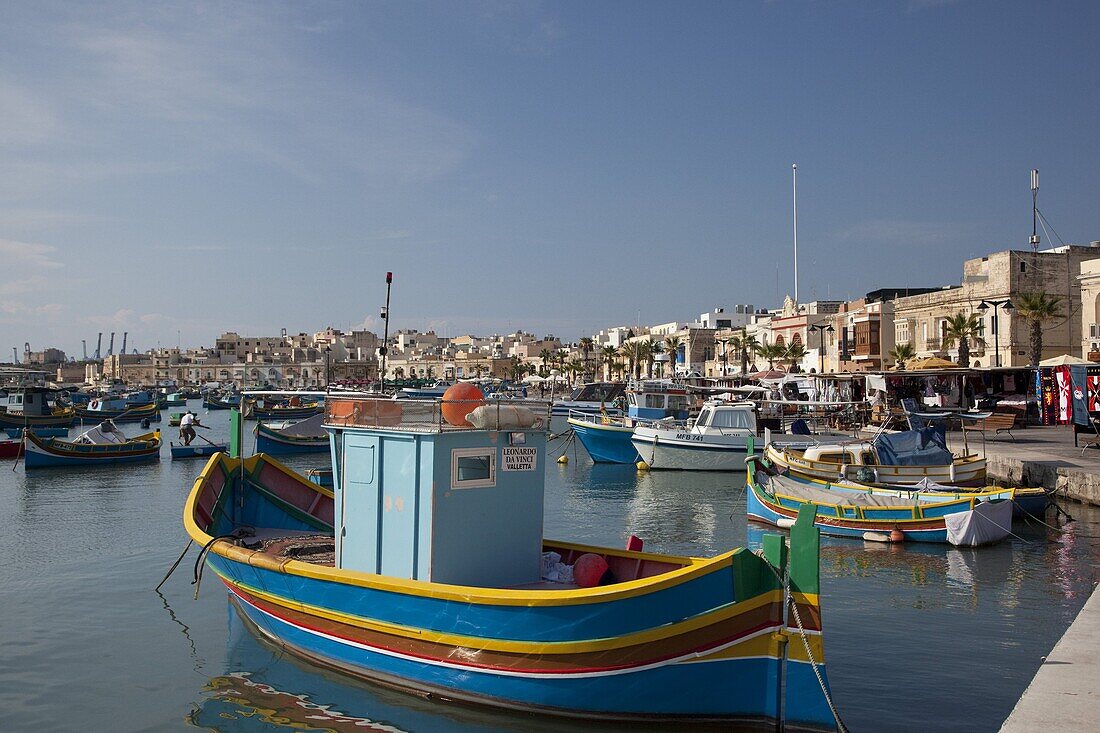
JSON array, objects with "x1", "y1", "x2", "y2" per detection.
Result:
[
  {"x1": 776, "y1": 517, "x2": 796, "y2": 528},
  {"x1": 636, "y1": 461, "x2": 649, "y2": 472},
  {"x1": 556, "y1": 455, "x2": 568, "y2": 464},
  {"x1": 949, "y1": 463, "x2": 956, "y2": 482},
  {"x1": 839, "y1": 463, "x2": 848, "y2": 480},
  {"x1": 889, "y1": 529, "x2": 905, "y2": 543},
  {"x1": 90, "y1": 399, "x2": 99, "y2": 409}
]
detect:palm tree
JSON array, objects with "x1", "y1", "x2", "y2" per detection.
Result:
[
  {"x1": 538, "y1": 348, "x2": 552, "y2": 377},
  {"x1": 649, "y1": 339, "x2": 665, "y2": 378},
  {"x1": 942, "y1": 312, "x2": 985, "y2": 368},
  {"x1": 664, "y1": 336, "x2": 682, "y2": 377},
  {"x1": 783, "y1": 342, "x2": 808, "y2": 371},
  {"x1": 758, "y1": 342, "x2": 786, "y2": 370},
  {"x1": 716, "y1": 336, "x2": 731, "y2": 376},
  {"x1": 889, "y1": 342, "x2": 915, "y2": 368},
  {"x1": 1014, "y1": 292, "x2": 1063, "y2": 367},
  {"x1": 619, "y1": 342, "x2": 639, "y2": 381},
  {"x1": 567, "y1": 358, "x2": 585, "y2": 385},
  {"x1": 600, "y1": 345, "x2": 617, "y2": 381},
  {"x1": 636, "y1": 339, "x2": 652, "y2": 379},
  {"x1": 579, "y1": 337, "x2": 594, "y2": 379}
]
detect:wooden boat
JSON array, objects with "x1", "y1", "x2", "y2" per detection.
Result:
[
  {"x1": 168, "y1": 412, "x2": 183, "y2": 427},
  {"x1": 75, "y1": 397, "x2": 161, "y2": 423},
  {"x1": 254, "y1": 414, "x2": 330, "y2": 455},
  {"x1": 746, "y1": 456, "x2": 1012, "y2": 546},
  {"x1": 170, "y1": 441, "x2": 226, "y2": 460},
  {"x1": 164, "y1": 392, "x2": 187, "y2": 407},
  {"x1": 0, "y1": 439, "x2": 22, "y2": 459},
  {"x1": 763, "y1": 429, "x2": 986, "y2": 486},
  {"x1": 184, "y1": 394, "x2": 841, "y2": 730},
  {"x1": 568, "y1": 381, "x2": 691, "y2": 464},
  {"x1": 0, "y1": 386, "x2": 75, "y2": 429},
  {"x1": 242, "y1": 398, "x2": 322, "y2": 421},
  {"x1": 23, "y1": 421, "x2": 161, "y2": 469},
  {"x1": 204, "y1": 394, "x2": 241, "y2": 410}
]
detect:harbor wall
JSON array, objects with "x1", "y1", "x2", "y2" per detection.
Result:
[{"x1": 986, "y1": 455, "x2": 1100, "y2": 507}]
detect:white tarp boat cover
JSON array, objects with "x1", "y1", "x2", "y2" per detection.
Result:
[
  {"x1": 75, "y1": 420, "x2": 127, "y2": 445},
  {"x1": 466, "y1": 404, "x2": 542, "y2": 430},
  {"x1": 766, "y1": 474, "x2": 927, "y2": 507},
  {"x1": 944, "y1": 499, "x2": 1013, "y2": 546}
]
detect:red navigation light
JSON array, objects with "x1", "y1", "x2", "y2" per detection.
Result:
[{"x1": 386, "y1": 272, "x2": 393, "y2": 283}]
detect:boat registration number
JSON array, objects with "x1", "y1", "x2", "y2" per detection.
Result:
[{"x1": 675, "y1": 434, "x2": 704, "y2": 442}]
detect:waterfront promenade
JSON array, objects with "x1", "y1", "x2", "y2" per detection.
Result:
[
  {"x1": 999, "y1": 582, "x2": 1100, "y2": 731},
  {"x1": 966, "y1": 424, "x2": 1100, "y2": 506}
]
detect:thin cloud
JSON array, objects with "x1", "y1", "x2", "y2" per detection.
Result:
[{"x1": 0, "y1": 238, "x2": 64, "y2": 269}]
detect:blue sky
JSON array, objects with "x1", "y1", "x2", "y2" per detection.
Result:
[{"x1": 2, "y1": 0, "x2": 1098, "y2": 357}]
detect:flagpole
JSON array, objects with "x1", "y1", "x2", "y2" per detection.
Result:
[{"x1": 792, "y1": 163, "x2": 799, "y2": 303}]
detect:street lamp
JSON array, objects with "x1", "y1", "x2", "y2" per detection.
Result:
[
  {"x1": 324, "y1": 346, "x2": 332, "y2": 387},
  {"x1": 717, "y1": 337, "x2": 730, "y2": 377},
  {"x1": 977, "y1": 300, "x2": 1014, "y2": 367},
  {"x1": 808, "y1": 324, "x2": 835, "y2": 373}
]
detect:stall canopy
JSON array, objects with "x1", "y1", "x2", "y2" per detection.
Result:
[{"x1": 1039, "y1": 354, "x2": 1091, "y2": 367}]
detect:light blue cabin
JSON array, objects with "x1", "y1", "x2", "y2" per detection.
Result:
[{"x1": 326, "y1": 399, "x2": 548, "y2": 588}]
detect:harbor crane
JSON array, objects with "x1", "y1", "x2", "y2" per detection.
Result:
[
  {"x1": 108, "y1": 332, "x2": 115, "y2": 357},
  {"x1": 11, "y1": 347, "x2": 17, "y2": 364},
  {"x1": 82, "y1": 340, "x2": 88, "y2": 361},
  {"x1": 121, "y1": 332, "x2": 128, "y2": 356},
  {"x1": 95, "y1": 333, "x2": 102, "y2": 360}
]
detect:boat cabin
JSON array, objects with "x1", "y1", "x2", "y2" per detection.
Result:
[
  {"x1": 801, "y1": 444, "x2": 879, "y2": 466},
  {"x1": 3, "y1": 386, "x2": 59, "y2": 417},
  {"x1": 567, "y1": 382, "x2": 624, "y2": 404},
  {"x1": 690, "y1": 401, "x2": 757, "y2": 435},
  {"x1": 324, "y1": 395, "x2": 551, "y2": 587},
  {"x1": 626, "y1": 381, "x2": 691, "y2": 421}
]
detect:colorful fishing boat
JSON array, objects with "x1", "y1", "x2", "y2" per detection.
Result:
[
  {"x1": 763, "y1": 428, "x2": 986, "y2": 486},
  {"x1": 0, "y1": 386, "x2": 75, "y2": 430},
  {"x1": 746, "y1": 456, "x2": 1012, "y2": 546},
  {"x1": 23, "y1": 420, "x2": 161, "y2": 469},
  {"x1": 0, "y1": 439, "x2": 22, "y2": 459},
  {"x1": 184, "y1": 395, "x2": 841, "y2": 729},
  {"x1": 164, "y1": 392, "x2": 187, "y2": 407},
  {"x1": 254, "y1": 414, "x2": 328, "y2": 454},
  {"x1": 204, "y1": 393, "x2": 242, "y2": 410},
  {"x1": 168, "y1": 412, "x2": 184, "y2": 427},
  {"x1": 242, "y1": 398, "x2": 322, "y2": 421},
  {"x1": 567, "y1": 380, "x2": 692, "y2": 464},
  {"x1": 75, "y1": 397, "x2": 161, "y2": 423},
  {"x1": 170, "y1": 441, "x2": 226, "y2": 460}
]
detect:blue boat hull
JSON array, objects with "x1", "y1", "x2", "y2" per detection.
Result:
[
  {"x1": 255, "y1": 431, "x2": 328, "y2": 455},
  {"x1": 24, "y1": 445, "x2": 161, "y2": 468},
  {"x1": 568, "y1": 419, "x2": 639, "y2": 464},
  {"x1": 170, "y1": 443, "x2": 227, "y2": 460},
  {"x1": 5, "y1": 426, "x2": 67, "y2": 439}
]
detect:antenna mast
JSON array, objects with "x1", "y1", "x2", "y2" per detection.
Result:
[
  {"x1": 1030, "y1": 169, "x2": 1040, "y2": 250},
  {"x1": 792, "y1": 164, "x2": 799, "y2": 302}
]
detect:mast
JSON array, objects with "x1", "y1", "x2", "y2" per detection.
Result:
[
  {"x1": 792, "y1": 164, "x2": 799, "y2": 302},
  {"x1": 380, "y1": 272, "x2": 393, "y2": 389}
]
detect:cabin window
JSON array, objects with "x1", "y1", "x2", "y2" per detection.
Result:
[
  {"x1": 818, "y1": 452, "x2": 845, "y2": 463},
  {"x1": 645, "y1": 394, "x2": 665, "y2": 408},
  {"x1": 861, "y1": 451, "x2": 877, "y2": 465},
  {"x1": 668, "y1": 395, "x2": 690, "y2": 411},
  {"x1": 451, "y1": 448, "x2": 497, "y2": 489},
  {"x1": 709, "y1": 409, "x2": 754, "y2": 430}
]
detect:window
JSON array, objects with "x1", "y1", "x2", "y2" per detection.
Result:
[
  {"x1": 645, "y1": 394, "x2": 664, "y2": 408},
  {"x1": 451, "y1": 448, "x2": 496, "y2": 489},
  {"x1": 708, "y1": 409, "x2": 754, "y2": 430}
]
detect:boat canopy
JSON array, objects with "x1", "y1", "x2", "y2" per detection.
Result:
[
  {"x1": 875, "y1": 427, "x2": 953, "y2": 466},
  {"x1": 74, "y1": 420, "x2": 128, "y2": 445}
]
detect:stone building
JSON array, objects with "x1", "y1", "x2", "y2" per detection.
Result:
[
  {"x1": 1078, "y1": 255, "x2": 1100, "y2": 361},
  {"x1": 893, "y1": 245, "x2": 1098, "y2": 367}
]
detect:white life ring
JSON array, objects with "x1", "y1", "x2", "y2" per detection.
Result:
[{"x1": 90, "y1": 399, "x2": 100, "y2": 409}]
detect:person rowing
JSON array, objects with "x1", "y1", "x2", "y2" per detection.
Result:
[{"x1": 179, "y1": 410, "x2": 206, "y2": 446}]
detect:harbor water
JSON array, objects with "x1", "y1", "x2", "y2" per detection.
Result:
[{"x1": 1, "y1": 406, "x2": 1098, "y2": 732}]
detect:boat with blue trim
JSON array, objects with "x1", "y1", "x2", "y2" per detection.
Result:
[
  {"x1": 254, "y1": 414, "x2": 328, "y2": 454},
  {"x1": 567, "y1": 380, "x2": 691, "y2": 464},
  {"x1": 170, "y1": 441, "x2": 226, "y2": 460},
  {"x1": 75, "y1": 396, "x2": 161, "y2": 423},
  {"x1": 184, "y1": 393, "x2": 841, "y2": 729},
  {"x1": 746, "y1": 456, "x2": 1012, "y2": 546},
  {"x1": 0, "y1": 385, "x2": 75, "y2": 430},
  {"x1": 243, "y1": 398, "x2": 322, "y2": 421},
  {"x1": 204, "y1": 393, "x2": 242, "y2": 410},
  {"x1": 164, "y1": 392, "x2": 187, "y2": 407},
  {"x1": 23, "y1": 420, "x2": 161, "y2": 469}
]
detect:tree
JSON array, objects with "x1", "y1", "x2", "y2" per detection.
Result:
[
  {"x1": 740, "y1": 333, "x2": 760, "y2": 375},
  {"x1": 889, "y1": 342, "x2": 915, "y2": 368},
  {"x1": 538, "y1": 348, "x2": 552, "y2": 377},
  {"x1": 758, "y1": 342, "x2": 786, "y2": 370},
  {"x1": 579, "y1": 337, "x2": 594, "y2": 379},
  {"x1": 619, "y1": 341, "x2": 639, "y2": 381},
  {"x1": 636, "y1": 339, "x2": 652, "y2": 379},
  {"x1": 567, "y1": 358, "x2": 585, "y2": 385},
  {"x1": 783, "y1": 342, "x2": 807, "y2": 371},
  {"x1": 649, "y1": 338, "x2": 665, "y2": 378},
  {"x1": 1014, "y1": 292, "x2": 1063, "y2": 367},
  {"x1": 941, "y1": 312, "x2": 985, "y2": 368},
  {"x1": 664, "y1": 336, "x2": 682, "y2": 377},
  {"x1": 600, "y1": 345, "x2": 617, "y2": 381}
]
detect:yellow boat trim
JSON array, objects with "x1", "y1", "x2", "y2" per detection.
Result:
[
  {"x1": 215, "y1": 569, "x2": 818, "y2": 655},
  {"x1": 184, "y1": 454, "x2": 754, "y2": 606}
]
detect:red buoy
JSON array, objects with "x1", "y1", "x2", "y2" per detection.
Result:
[
  {"x1": 573, "y1": 553, "x2": 609, "y2": 588},
  {"x1": 889, "y1": 529, "x2": 905, "y2": 543},
  {"x1": 441, "y1": 383, "x2": 485, "y2": 427}
]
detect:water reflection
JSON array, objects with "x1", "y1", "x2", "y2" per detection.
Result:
[{"x1": 189, "y1": 599, "x2": 736, "y2": 733}]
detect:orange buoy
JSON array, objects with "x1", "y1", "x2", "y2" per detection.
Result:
[
  {"x1": 441, "y1": 383, "x2": 485, "y2": 427},
  {"x1": 573, "y1": 553, "x2": 610, "y2": 588},
  {"x1": 889, "y1": 529, "x2": 905, "y2": 543}
]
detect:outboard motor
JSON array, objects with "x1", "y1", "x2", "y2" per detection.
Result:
[{"x1": 141, "y1": 418, "x2": 151, "y2": 429}]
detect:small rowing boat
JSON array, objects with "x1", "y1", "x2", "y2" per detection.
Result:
[
  {"x1": 23, "y1": 420, "x2": 161, "y2": 469},
  {"x1": 254, "y1": 414, "x2": 328, "y2": 454}
]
